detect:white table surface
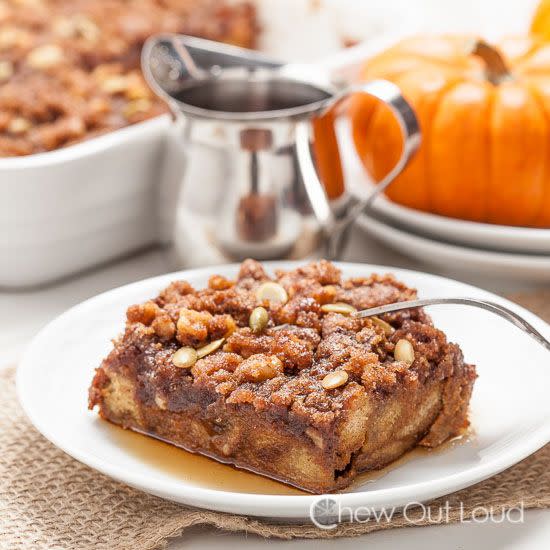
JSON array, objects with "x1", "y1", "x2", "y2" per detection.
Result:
[{"x1": 2, "y1": 226, "x2": 549, "y2": 549}]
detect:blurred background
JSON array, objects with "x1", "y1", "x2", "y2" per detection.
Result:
[
  {"x1": 1, "y1": 0, "x2": 550, "y2": 363},
  {"x1": 257, "y1": 0, "x2": 539, "y2": 59}
]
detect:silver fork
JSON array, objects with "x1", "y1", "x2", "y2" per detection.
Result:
[{"x1": 354, "y1": 297, "x2": 550, "y2": 352}]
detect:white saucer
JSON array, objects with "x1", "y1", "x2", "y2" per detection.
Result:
[
  {"x1": 17, "y1": 262, "x2": 550, "y2": 520},
  {"x1": 371, "y1": 197, "x2": 550, "y2": 255},
  {"x1": 356, "y1": 215, "x2": 550, "y2": 282}
]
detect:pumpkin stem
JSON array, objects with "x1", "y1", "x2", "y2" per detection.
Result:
[{"x1": 470, "y1": 40, "x2": 512, "y2": 85}]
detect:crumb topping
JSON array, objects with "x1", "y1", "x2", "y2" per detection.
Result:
[
  {"x1": 0, "y1": 0, "x2": 257, "y2": 156},
  {"x1": 94, "y1": 260, "x2": 465, "y2": 428}
]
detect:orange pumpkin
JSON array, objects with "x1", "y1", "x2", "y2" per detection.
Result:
[
  {"x1": 349, "y1": 35, "x2": 550, "y2": 227},
  {"x1": 532, "y1": 0, "x2": 550, "y2": 40}
]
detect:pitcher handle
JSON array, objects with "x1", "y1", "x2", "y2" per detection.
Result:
[{"x1": 295, "y1": 79, "x2": 421, "y2": 260}]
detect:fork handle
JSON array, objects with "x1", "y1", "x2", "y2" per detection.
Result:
[{"x1": 354, "y1": 297, "x2": 550, "y2": 353}]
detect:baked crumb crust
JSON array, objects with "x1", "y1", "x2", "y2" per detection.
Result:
[
  {"x1": 89, "y1": 259, "x2": 477, "y2": 493},
  {"x1": 0, "y1": 0, "x2": 257, "y2": 156}
]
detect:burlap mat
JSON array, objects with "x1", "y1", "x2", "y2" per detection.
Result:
[{"x1": 1, "y1": 290, "x2": 550, "y2": 549}]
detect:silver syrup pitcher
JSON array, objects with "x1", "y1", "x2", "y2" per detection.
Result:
[{"x1": 142, "y1": 35, "x2": 420, "y2": 267}]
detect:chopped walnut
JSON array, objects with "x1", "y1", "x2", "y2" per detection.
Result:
[
  {"x1": 123, "y1": 98, "x2": 152, "y2": 119},
  {"x1": 26, "y1": 44, "x2": 64, "y2": 69},
  {"x1": 53, "y1": 15, "x2": 100, "y2": 42},
  {"x1": 124, "y1": 73, "x2": 151, "y2": 100},
  {"x1": 191, "y1": 351, "x2": 242, "y2": 380},
  {"x1": 100, "y1": 75, "x2": 128, "y2": 94},
  {"x1": 126, "y1": 301, "x2": 158, "y2": 326},
  {"x1": 0, "y1": 27, "x2": 31, "y2": 50},
  {"x1": 126, "y1": 302, "x2": 176, "y2": 341},
  {"x1": 238, "y1": 258, "x2": 267, "y2": 281},
  {"x1": 31, "y1": 116, "x2": 86, "y2": 151},
  {"x1": 235, "y1": 354, "x2": 283, "y2": 383},
  {"x1": 151, "y1": 313, "x2": 176, "y2": 341},
  {"x1": 8, "y1": 117, "x2": 31, "y2": 134},
  {"x1": 157, "y1": 280, "x2": 195, "y2": 306},
  {"x1": 209, "y1": 314, "x2": 237, "y2": 340},
  {"x1": 314, "y1": 284, "x2": 338, "y2": 304},
  {"x1": 208, "y1": 274, "x2": 235, "y2": 291},
  {"x1": 176, "y1": 308, "x2": 212, "y2": 346}
]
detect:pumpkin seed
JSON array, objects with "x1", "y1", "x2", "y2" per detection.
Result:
[
  {"x1": 249, "y1": 306, "x2": 269, "y2": 333},
  {"x1": 371, "y1": 316, "x2": 394, "y2": 336},
  {"x1": 8, "y1": 117, "x2": 31, "y2": 134},
  {"x1": 255, "y1": 282, "x2": 288, "y2": 305},
  {"x1": 27, "y1": 44, "x2": 64, "y2": 69},
  {"x1": 320, "y1": 302, "x2": 357, "y2": 315},
  {"x1": 394, "y1": 339, "x2": 415, "y2": 364},
  {"x1": 172, "y1": 347, "x2": 198, "y2": 369},
  {"x1": 123, "y1": 98, "x2": 152, "y2": 118},
  {"x1": 54, "y1": 15, "x2": 100, "y2": 42},
  {"x1": 197, "y1": 338, "x2": 225, "y2": 359},
  {"x1": 321, "y1": 370, "x2": 349, "y2": 390},
  {"x1": 101, "y1": 75, "x2": 128, "y2": 94}
]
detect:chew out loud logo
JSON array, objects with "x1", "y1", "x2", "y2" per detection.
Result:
[{"x1": 309, "y1": 498, "x2": 525, "y2": 530}]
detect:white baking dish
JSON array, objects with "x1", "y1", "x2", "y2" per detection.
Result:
[
  {"x1": 0, "y1": 117, "x2": 171, "y2": 287},
  {"x1": 0, "y1": 0, "x2": 411, "y2": 288}
]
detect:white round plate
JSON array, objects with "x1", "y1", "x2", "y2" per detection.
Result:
[
  {"x1": 17, "y1": 262, "x2": 550, "y2": 520},
  {"x1": 370, "y1": 197, "x2": 550, "y2": 255},
  {"x1": 357, "y1": 215, "x2": 550, "y2": 282}
]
